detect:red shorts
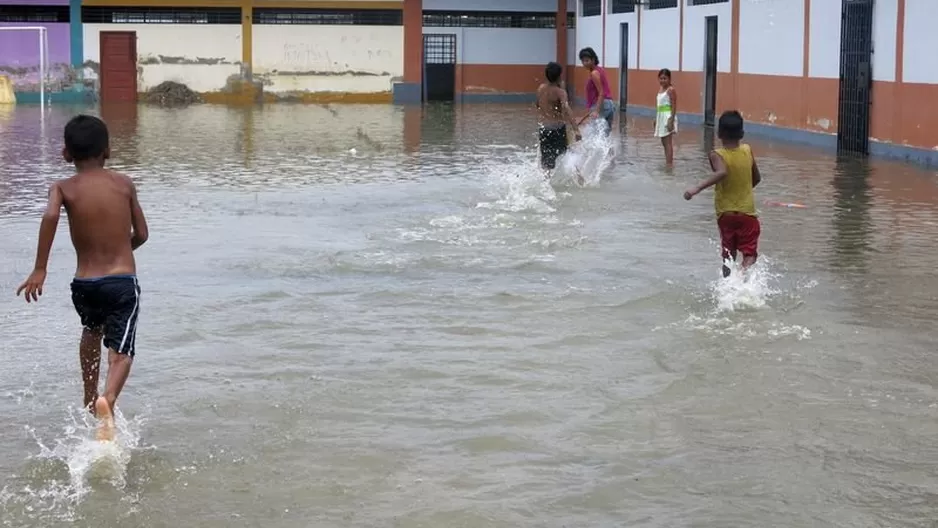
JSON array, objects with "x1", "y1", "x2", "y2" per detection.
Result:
[{"x1": 717, "y1": 213, "x2": 760, "y2": 260}]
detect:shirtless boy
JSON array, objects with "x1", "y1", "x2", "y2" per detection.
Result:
[
  {"x1": 536, "y1": 62, "x2": 581, "y2": 173},
  {"x1": 16, "y1": 115, "x2": 148, "y2": 441}
]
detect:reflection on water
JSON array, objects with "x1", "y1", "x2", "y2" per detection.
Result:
[{"x1": 2, "y1": 103, "x2": 938, "y2": 526}]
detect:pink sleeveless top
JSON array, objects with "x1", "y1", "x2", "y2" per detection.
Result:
[{"x1": 585, "y1": 66, "x2": 613, "y2": 108}]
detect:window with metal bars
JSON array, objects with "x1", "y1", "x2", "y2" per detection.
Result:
[
  {"x1": 422, "y1": 11, "x2": 556, "y2": 29},
  {"x1": 81, "y1": 6, "x2": 241, "y2": 24},
  {"x1": 0, "y1": 5, "x2": 69, "y2": 23},
  {"x1": 610, "y1": 0, "x2": 637, "y2": 14},
  {"x1": 689, "y1": 0, "x2": 728, "y2": 5},
  {"x1": 567, "y1": 13, "x2": 576, "y2": 28},
  {"x1": 582, "y1": 0, "x2": 601, "y2": 17},
  {"x1": 424, "y1": 34, "x2": 456, "y2": 64},
  {"x1": 647, "y1": 0, "x2": 678, "y2": 9},
  {"x1": 253, "y1": 8, "x2": 402, "y2": 25}
]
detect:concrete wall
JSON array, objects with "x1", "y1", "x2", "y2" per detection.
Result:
[
  {"x1": 424, "y1": 0, "x2": 557, "y2": 10},
  {"x1": 83, "y1": 24, "x2": 241, "y2": 93},
  {"x1": 0, "y1": 23, "x2": 72, "y2": 90},
  {"x1": 252, "y1": 25, "x2": 403, "y2": 96}
]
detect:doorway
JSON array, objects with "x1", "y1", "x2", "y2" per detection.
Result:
[
  {"x1": 99, "y1": 31, "x2": 137, "y2": 103},
  {"x1": 423, "y1": 34, "x2": 456, "y2": 102},
  {"x1": 837, "y1": 0, "x2": 874, "y2": 155},
  {"x1": 703, "y1": 16, "x2": 718, "y2": 126},
  {"x1": 618, "y1": 22, "x2": 629, "y2": 110}
]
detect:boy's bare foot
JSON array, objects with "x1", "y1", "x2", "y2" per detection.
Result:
[{"x1": 94, "y1": 396, "x2": 115, "y2": 441}]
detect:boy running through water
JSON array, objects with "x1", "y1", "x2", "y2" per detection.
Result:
[
  {"x1": 536, "y1": 61, "x2": 581, "y2": 174},
  {"x1": 684, "y1": 111, "x2": 762, "y2": 277},
  {"x1": 16, "y1": 115, "x2": 148, "y2": 441}
]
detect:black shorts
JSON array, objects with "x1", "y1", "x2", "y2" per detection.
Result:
[
  {"x1": 71, "y1": 274, "x2": 141, "y2": 357},
  {"x1": 539, "y1": 124, "x2": 567, "y2": 170}
]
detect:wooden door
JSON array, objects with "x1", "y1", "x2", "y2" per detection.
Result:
[{"x1": 99, "y1": 31, "x2": 137, "y2": 103}]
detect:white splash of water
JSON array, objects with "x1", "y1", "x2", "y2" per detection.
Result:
[
  {"x1": 711, "y1": 255, "x2": 780, "y2": 312},
  {"x1": 1, "y1": 407, "x2": 146, "y2": 522},
  {"x1": 552, "y1": 119, "x2": 616, "y2": 188},
  {"x1": 476, "y1": 152, "x2": 559, "y2": 214}
]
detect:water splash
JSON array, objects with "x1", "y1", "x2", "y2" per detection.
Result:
[
  {"x1": 0, "y1": 407, "x2": 145, "y2": 523},
  {"x1": 710, "y1": 255, "x2": 780, "y2": 312},
  {"x1": 552, "y1": 119, "x2": 616, "y2": 188},
  {"x1": 476, "y1": 152, "x2": 559, "y2": 214}
]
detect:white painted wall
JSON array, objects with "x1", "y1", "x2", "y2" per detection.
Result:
[
  {"x1": 683, "y1": 1, "x2": 732, "y2": 73},
  {"x1": 738, "y1": 0, "x2": 803, "y2": 76},
  {"x1": 421, "y1": 27, "x2": 555, "y2": 65},
  {"x1": 567, "y1": 28, "x2": 576, "y2": 66},
  {"x1": 253, "y1": 25, "x2": 402, "y2": 94},
  {"x1": 603, "y1": 11, "x2": 638, "y2": 72},
  {"x1": 807, "y1": 0, "x2": 839, "y2": 78},
  {"x1": 872, "y1": 0, "x2": 897, "y2": 82},
  {"x1": 424, "y1": 0, "x2": 559, "y2": 11},
  {"x1": 639, "y1": 7, "x2": 680, "y2": 71},
  {"x1": 575, "y1": 11, "x2": 602, "y2": 65},
  {"x1": 83, "y1": 24, "x2": 241, "y2": 92},
  {"x1": 902, "y1": 0, "x2": 938, "y2": 83}
]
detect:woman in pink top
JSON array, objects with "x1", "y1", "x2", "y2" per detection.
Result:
[{"x1": 579, "y1": 47, "x2": 616, "y2": 135}]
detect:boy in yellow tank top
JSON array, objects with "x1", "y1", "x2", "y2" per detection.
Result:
[{"x1": 683, "y1": 111, "x2": 762, "y2": 277}]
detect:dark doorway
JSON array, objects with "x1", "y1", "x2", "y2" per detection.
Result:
[
  {"x1": 423, "y1": 34, "x2": 456, "y2": 102},
  {"x1": 703, "y1": 16, "x2": 718, "y2": 126},
  {"x1": 99, "y1": 31, "x2": 137, "y2": 103},
  {"x1": 837, "y1": 0, "x2": 874, "y2": 155},
  {"x1": 618, "y1": 22, "x2": 629, "y2": 110}
]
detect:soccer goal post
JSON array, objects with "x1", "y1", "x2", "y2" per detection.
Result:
[{"x1": 0, "y1": 26, "x2": 50, "y2": 108}]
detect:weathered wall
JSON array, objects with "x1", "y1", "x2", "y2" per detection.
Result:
[
  {"x1": 252, "y1": 25, "x2": 403, "y2": 97},
  {"x1": 82, "y1": 24, "x2": 242, "y2": 93},
  {"x1": 0, "y1": 23, "x2": 72, "y2": 90}
]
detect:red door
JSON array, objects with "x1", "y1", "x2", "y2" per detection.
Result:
[{"x1": 99, "y1": 31, "x2": 137, "y2": 103}]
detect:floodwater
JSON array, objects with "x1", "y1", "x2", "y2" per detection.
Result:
[{"x1": 1, "y1": 102, "x2": 938, "y2": 527}]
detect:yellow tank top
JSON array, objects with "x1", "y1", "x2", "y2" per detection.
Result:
[{"x1": 713, "y1": 144, "x2": 757, "y2": 217}]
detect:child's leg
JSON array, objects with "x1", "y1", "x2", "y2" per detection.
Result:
[
  {"x1": 79, "y1": 327, "x2": 104, "y2": 413},
  {"x1": 95, "y1": 350, "x2": 132, "y2": 441},
  {"x1": 738, "y1": 215, "x2": 761, "y2": 271},
  {"x1": 664, "y1": 134, "x2": 674, "y2": 165}
]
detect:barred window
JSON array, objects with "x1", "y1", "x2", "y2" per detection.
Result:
[
  {"x1": 582, "y1": 0, "x2": 601, "y2": 17},
  {"x1": 0, "y1": 5, "x2": 69, "y2": 23},
  {"x1": 689, "y1": 0, "x2": 728, "y2": 5},
  {"x1": 647, "y1": 0, "x2": 678, "y2": 9},
  {"x1": 423, "y1": 11, "x2": 556, "y2": 29},
  {"x1": 567, "y1": 13, "x2": 576, "y2": 29},
  {"x1": 253, "y1": 8, "x2": 402, "y2": 25},
  {"x1": 81, "y1": 6, "x2": 241, "y2": 24},
  {"x1": 611, "y1": 0, "x2": 636, "y2": 14}
]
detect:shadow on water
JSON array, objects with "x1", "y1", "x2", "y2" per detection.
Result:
[{"x1": 829, "y1": 154, "x2": 874, "y2": 276}]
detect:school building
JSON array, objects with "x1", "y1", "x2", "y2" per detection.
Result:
[
  {"x1": 0, "y1": 0, "x2": 577, "y2": 104},
  {"x1": 575, "y1": 0, "x2": 938, "y2": 163},
  {"x1": 1, "y1": 0, "x2": 936, "y2": 162}
]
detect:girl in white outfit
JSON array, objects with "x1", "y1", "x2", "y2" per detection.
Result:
[{"x1": 654, "y1": 68, "x2": 678, "y2": 167}]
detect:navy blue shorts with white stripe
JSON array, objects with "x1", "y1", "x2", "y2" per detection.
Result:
[{"x1": 70, "y1": 274, "x2": 141, "y2": 357}]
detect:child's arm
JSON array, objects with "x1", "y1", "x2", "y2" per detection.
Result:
[
  {"x1": 751, "y1": 149, "x2": 762, "y2": 188},
  {"x1": 16, "y1": 182, "x2": 64, "y2": 302},
  {"x1": 667, "y1": 87, "x2": 677, "y2": 130},
  {"x1": 128, "y1": 179, "x2": 149, "y2": 250},
  {"x1": 684, "y1": 151, "x2": 727, "y2": 200},
  {"x1": 560, "y1": 91, "x2": 581, "y2": 140}
]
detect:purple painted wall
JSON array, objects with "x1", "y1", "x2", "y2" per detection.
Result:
[{"x1": 0, "y1": 23, "x2": 72, "y2": 89}]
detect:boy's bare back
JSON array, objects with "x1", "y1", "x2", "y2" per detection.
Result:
[{"x1": 59, "y1": 168, "x2": 147, "y2": 278}]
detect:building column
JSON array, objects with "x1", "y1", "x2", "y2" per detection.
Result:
[
  {"x1": 556, "y1": 0, "x2": 568, "y2": 91},
  {"x1": 241, "y1": 0, "x2": 252, "y2": 79},
  {"x1": 395, "y1": 0, "x2": 423, "y2": 104},
  {"x1": 69, "y1": 0, "x2": 83, "y2": 84}
]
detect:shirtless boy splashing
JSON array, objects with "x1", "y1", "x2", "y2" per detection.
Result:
[
  {"x1": 17, "y1": 115, "x2": 148, "y2": 441},
  {"x1": 536, "y1": 61, "x2": 581, "y2": 176}
]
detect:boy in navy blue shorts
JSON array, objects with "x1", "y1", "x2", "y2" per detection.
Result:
[{"x1": 17, "y1": 115, "x2": 149, "y2": 441}]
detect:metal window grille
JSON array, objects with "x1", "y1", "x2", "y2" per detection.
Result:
[
  {"x1": 689, "y1": 0, "x2": 729, "y2": 6},
  {"x1": 647, "y1": 0, "x2": 678, "y2": 9},
  {"x1": 567, "y1": 13, "x2": 576, "y2": 28},
  {"x1": 81, "y1": 7, "x2": 241, "y2": 24},
  {"x1": 422, "y1": 11, "x2": 556, "y2": 29},
  {"x1": 610, "y1": 0, "x2": 637, "y2": 14},
  {"x1": 582, "y1": 0, "x2": 601, "y2": 17},
  {"x1": 0, "y1": 5, "x2": 69, "y2": 23},
  {"x1": 253, "y1": 9, "x2": 402, "y2": 25},
  {"x1": 423, "y1": 34, "x2": 456, "y2": 65}
]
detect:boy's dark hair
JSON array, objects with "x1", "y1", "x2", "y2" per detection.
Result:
[
  {"x1": 718, "y1": 110, "x2": 744, "y2": 141},
  {"x1": 658, "y1": 68, "x2": 672, "y2": 79},
  {"x1": 545, "y1": 61, "x2": 563, "y2": 83},
  {"x1": 64, "y1": 114, "x2": 109, "y2": 161},
  {"x1": 578, "y1": 47, "x2": 599, "y2": 64}
]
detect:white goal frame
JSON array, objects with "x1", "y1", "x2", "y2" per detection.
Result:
[{"x1": 0, "y1": 26, "x2": 50, "y2": 108}]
